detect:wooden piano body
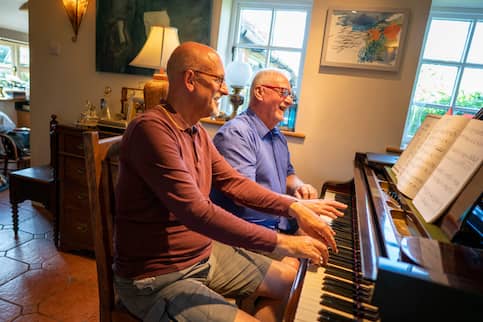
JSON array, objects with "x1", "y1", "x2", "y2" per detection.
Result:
[{"x1": 285, "y1": 152, "x2": 482, "y2": 322}]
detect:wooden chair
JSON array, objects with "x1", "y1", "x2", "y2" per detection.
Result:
[
  {"x1": 83, "y1": 131, "x2": 140, "y2": 322},
  {"x1": 9, "y1": 115, "x2": 59, "y2": 245},
  {"x1": 0, "y1": 131, "x2": 31, "y2": 176}
]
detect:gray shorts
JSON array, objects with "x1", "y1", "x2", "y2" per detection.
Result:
[{"x1": 114, "y1": 242, "x2": 272, "y2": 322}]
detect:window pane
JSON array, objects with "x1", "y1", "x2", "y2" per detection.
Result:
[
  {"x1": 19, "y1": 70, "x2": 30, "y2": 83},
  {"x1": 236, "y1": 47, "x2": 267, "y2": 75},
  {"x1": 456, "y1": 68, "x2": 483, "y2": 110},
  {"x1": 19, "y1": 46, "x2": 29, "y2": 66},
  {"x1": 467, "y1": 22, "x2": 483, "y2": 64},
  {"x1": 413, "y1": 64, "x2": 458, "y2": 105},
  {"x1": 405, "y1": 104, "x2": 447, "y2": 140},
  {"x1": 0, "y1": 45, "x2": 13, "y2": 65},
  {"x1": 239, "y1": 9, "x2": 272, "y2": 46},
  {"x1": 423, "y1": 20, "x2": 470, "y2": 62},
  {"x1": 269, "y1": 50, "x2": 301, "y2": 86},
  {"x1": 272, "y1": 10, "x2": 307, "y2": 48}
]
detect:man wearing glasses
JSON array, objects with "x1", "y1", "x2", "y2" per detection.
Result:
[
  {"x1": 114, "y1": 43, "x2": 345, "y2": 322},
  {"x1": 212, "y1": 70, "x2": 324, "y2": 243}
]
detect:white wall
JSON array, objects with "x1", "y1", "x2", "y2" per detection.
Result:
[
  {"x1": 208, "y1": 0, "x2": 432, "y2": 189},
  {"x1": 29, "y1": 0, "x2": 431, "y2": 190}
]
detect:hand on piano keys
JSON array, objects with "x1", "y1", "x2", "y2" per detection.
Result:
[
  {"x1": 274, "y1": 234, "x2": 332, "y2": 265},
  {"x1": 299, "y1": 198, "x2": 347, "y2": 219},
  {"x1": 288, "y1": 199, "x2": 348, "y2": 251}
]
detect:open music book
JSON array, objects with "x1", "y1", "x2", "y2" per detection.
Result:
[{"x1": 392, "y1": 114, "x2": 483, "y2": 223}]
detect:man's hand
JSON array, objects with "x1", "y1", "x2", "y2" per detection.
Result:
[
  {"x1": 299, "y1": 199, "x2": 347, "y2": 219},
  {"x1": 293, "y1": 183, "x2": 318, "y2": 199},
  {"x1": 288, "y1": 202, "x2": 338, "y2": 253},
  {"x1": 273, "y1": 233, "x2": 330, "y2": 265}
]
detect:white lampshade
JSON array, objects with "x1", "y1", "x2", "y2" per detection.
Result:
[
  {"x1": 225, "y1": 61, "x2": 252, "y2": 87},
  {"x1": 129, "y1": 26, "x2": 180, "y2": 70}
]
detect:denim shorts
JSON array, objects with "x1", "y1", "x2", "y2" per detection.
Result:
[{"x1": 113, "y1": 241, "x2": 272, "y2": 322}]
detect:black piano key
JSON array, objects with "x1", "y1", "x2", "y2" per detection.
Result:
[
  {"x1": 319, "y1": 309, "x2": 356, "y2": 322},
  {"x1": 326, "y1": 266, "x2": 355, "y2": 280},
  {"x1": 322, "y1": 294, "x2": 379, "y2": 321},
  {"x1": 323, "y1": 284, "x2": 353, "y2": 298},
  {"x1": 321, "y1": 294, "x2": 355, "y2": 314}
]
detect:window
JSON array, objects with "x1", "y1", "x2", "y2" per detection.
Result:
[
  {"x1": 0, "y1": 39, "x2": 29, "y2": 94},
  {"x1": 223, "y1": 0, "x2": 312, "y2": 131},
  {"x1": 402, "y1": 10, "x2": 483, "y2": 146}
]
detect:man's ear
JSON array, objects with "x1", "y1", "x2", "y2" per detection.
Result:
[
  {"x1": 254, "y1": 86, "x2": 264, "y2": 101},
  {"x1": 184, "y1": 70, "x2": 196, "y2": 92}
]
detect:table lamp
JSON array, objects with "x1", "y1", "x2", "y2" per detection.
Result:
[
  {"x1": 129, "y1": 26, "x2": 180, "y2": 110},
  {"x1": 225, "y1": 61, "x2": 252, "y2": 120}
]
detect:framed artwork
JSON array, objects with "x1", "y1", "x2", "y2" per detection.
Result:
[
  {"x1": 320, "y1": 8, "x2": 409, "y2": 72},
  {"x1": 96, "y1": 0, "x2": 213, "y2": 75}
]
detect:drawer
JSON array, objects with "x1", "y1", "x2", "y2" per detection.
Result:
[
  {"x1": 60, "y1": 132, "x2": 85, "y2": 156},
  {"x1": 62, "y1": 186, "x2": 89, "y2": 209},
  {"x1": 61, "y1": 157, "x2": 87, "y2": 186},
  {"x1": 59, "y1": 209, "x2": 93, "y2": 251}
]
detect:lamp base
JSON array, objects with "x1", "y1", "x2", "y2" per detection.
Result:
[
  {"x1": 144, "y1": 74, "x2": 169, "y2": 110},
  {"x1": 228, "y1": 86, "x2": 245, "y2": 120}
]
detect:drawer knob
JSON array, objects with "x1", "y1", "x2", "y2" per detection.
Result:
[
  {"x1": 76, "y1": 223, "x2": 88, "y2": 233},
  {"x1": 76, "y1": 143, "x2": 84, "y2": 150},
  {"x1": 76, "y1": 168, "x2": 85, "y2": 174},
  {"x1": 76, "y1": 194, "x2": 86, "y2": 200}
]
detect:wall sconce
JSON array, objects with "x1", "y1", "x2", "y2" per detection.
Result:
[
  {"x1": 225, "y1": 61, "x2": 252, "y2": 120},
  {"x1": 62, "y1": 0, "x2": 89, "y2": 42},
  {"x1": 129, "y1": 26, "x2": 180, "y2": 109}
]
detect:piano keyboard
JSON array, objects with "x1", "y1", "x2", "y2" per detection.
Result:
[{"x1": 293, "y1": 189, "x2": 380, "y2": 322}]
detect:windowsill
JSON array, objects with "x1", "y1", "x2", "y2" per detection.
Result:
[{"x1": 200, "y1": 117, "x2": 306, "y2": 138}]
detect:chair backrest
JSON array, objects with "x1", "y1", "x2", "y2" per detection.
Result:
[
  {"x1": 83, "y1": 131, "x2": 139, "y2": 322},
  {"x1": 0, "y1": 133, "x2": 21, "y2": 161}
]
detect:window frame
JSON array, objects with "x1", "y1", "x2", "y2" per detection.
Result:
[
  {"x1": 223, "y1": 0, "x2": 313, "y2": 131},
  {"x1": 401, "y1": 8, "x2": 483, "y2": 146},
  {"x1": 0, "y1": 38, "x2": 30, "y2": 87}
]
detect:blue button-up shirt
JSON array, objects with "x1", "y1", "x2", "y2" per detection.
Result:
[{"x1": 211, "y1": 108, "x2": 295, "y2": 230}]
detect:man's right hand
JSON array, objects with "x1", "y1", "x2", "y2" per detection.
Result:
[
  {"x1": 273, "y1": 234, "x2": 329, "y2": 265},
  {"x1": 288, "y1": 201, "x2": 338, "y2": 253}
]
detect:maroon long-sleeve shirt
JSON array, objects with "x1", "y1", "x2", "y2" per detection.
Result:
[{"x1": 114, "y1": 106, "x2": 294, "y2": 279}]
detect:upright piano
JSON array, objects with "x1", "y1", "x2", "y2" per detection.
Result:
[{"x1": 284, "y1": 152, "x2": 482, "y2": 322}]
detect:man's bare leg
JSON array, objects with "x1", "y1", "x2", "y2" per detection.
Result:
[{"x1": 251, "y1": 260, "x2": 297, "y2": 322}]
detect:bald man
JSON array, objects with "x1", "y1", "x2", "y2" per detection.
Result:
[{"x1": 113, "y1": 42, "x2": 346, "y2": 322}]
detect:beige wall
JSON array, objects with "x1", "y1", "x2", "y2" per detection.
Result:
[{"x1": 29, "y1": 0, "x2": 431, "y2": 190}]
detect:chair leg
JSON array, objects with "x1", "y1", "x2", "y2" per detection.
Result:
[{"x1": 11, "y1": 202, "x2": 19, "y2": 236}]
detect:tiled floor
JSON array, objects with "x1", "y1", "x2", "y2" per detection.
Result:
[{"x1": 0, "y1": 188, "x2": 99, "y2": 322}]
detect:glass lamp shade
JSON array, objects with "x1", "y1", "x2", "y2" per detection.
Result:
[
  {"x1": 62, "y1": 0, "x2": 89, "y2": 41},
  {"x1": 129, "y1": 26, "x2": 180, "y2": 71},
  {"x1": 225, "y1": 61, "x2": 252, "y2": 88}
]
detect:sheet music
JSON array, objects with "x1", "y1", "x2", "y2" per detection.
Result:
[
  {"x1": 393, "y1": 115, "x2": 441, "y2": 176},
  {"x1": 397, "y1": 115, "x2": 470, "y2": 199},
  {"x1": 414, "y1": 119, "x2": 483, "y2": 223}
]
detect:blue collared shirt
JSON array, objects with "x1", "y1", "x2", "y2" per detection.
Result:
[{"x1": 211, "y1": 108, "x2": 295, "y2": 230}]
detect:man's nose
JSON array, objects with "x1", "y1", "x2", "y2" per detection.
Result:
[{"x1": 219, "y1": 82, "x2": 229, "y2": 96}]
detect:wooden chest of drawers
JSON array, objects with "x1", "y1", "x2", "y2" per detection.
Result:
[
  {"x1": 57, "y1": 125, "x2": 93, "y2": 251},
  {"x1": 57, "y1": 124, "x2": 121, "y2": 251}
]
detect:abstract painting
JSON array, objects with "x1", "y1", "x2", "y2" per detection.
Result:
[
  {"x1": 96, "y1": 0, "x2": 213, "y2": 75},
  {"x1": 320, "y1": 8, "x2": 409, "y2": 71}
]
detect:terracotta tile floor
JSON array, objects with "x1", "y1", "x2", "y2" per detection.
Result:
[{"x1": 0, "y1": 189, "x2": 99, "y2": 322}]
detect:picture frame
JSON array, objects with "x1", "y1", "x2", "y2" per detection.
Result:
[
  {"x1": 121, "y1": 87, "x2": 144, "y2": 121},
  {"x1": 96, "y1": 0, "x2": 213, "y2": 75},
  {"x1": 320, "y1": 8, "x2": 410, "y2": 72}
]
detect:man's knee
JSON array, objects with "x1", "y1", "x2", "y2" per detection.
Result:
[{"x1": 255, "y1": 260, "x2": 297, "y2": 299}]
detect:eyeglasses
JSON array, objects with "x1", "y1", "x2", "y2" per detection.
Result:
[
  {"x1": 190, "y1": 69, "x2": 225, "y2": 88},
  {"x1": 260, "y1": 85, "x2": 293, "y2": 99}
]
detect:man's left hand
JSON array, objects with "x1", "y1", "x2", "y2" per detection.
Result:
[{"x1": 294, "y1": 183, "x2": 318, "y2": 199}]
